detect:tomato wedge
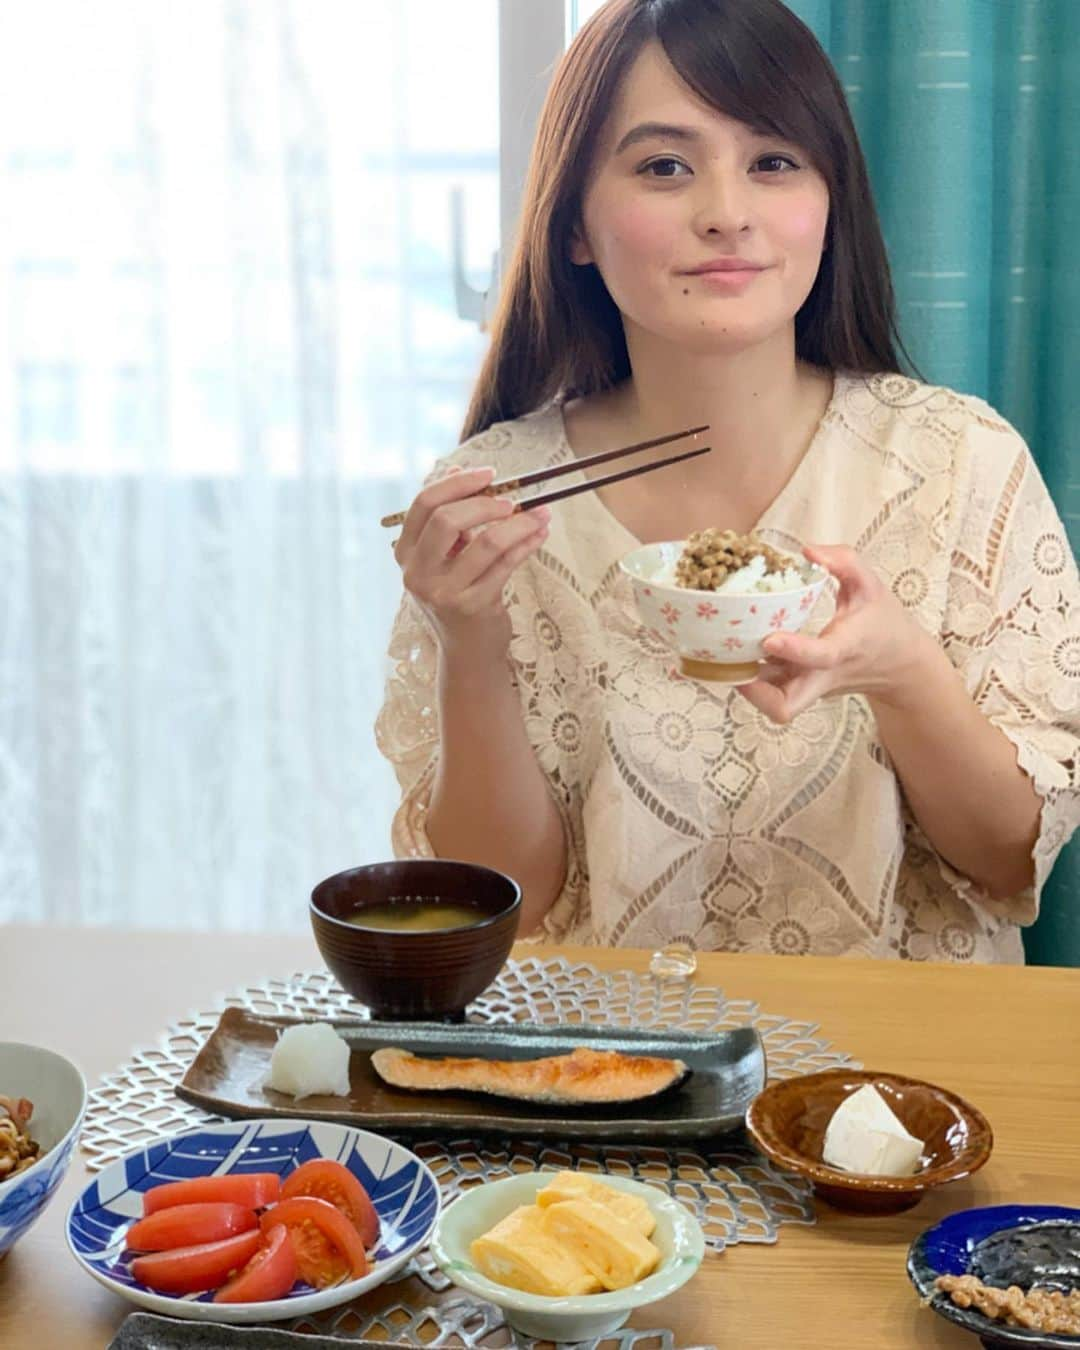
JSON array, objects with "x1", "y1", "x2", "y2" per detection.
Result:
[
  {"x1": 261, "y1": 1196, "x2": 368, "y2": 1288},
  {"x1": 126, "y1": 1202, "x2": 257, "y2": 1252},
  {"x1": 142, "y1": 1173, "x2": 281, "y2": 1215},
  {"x1": 131, "y1": 1230, "x2": 263, "y2": 1295},
  {"x1": 280, "y1": 1159, "x2": 380, "y2": 1249},
  {"x1": 213, "y1": 1223, "x2": 297, "y2": 1304}
]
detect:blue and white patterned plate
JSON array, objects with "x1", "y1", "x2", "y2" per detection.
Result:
[{"x1": 66, "y1": 1118, "x2": 440, "y2": 1324}]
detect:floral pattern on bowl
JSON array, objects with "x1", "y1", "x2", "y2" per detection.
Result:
[{"x1": 619, "y1": 540, "x2": 829, "y2": 683}]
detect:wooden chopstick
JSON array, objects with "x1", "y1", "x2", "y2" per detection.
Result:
[
  {"x1": 379, "y1": 423, "x2": 708, "y2": 528},
  {"x1": 514, "y1": 442, "x2": 711, "y2": 512}
]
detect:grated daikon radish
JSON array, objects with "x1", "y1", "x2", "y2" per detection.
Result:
[{"x1": 266, "y1": 1022, "x2": 351, "y2": 1099}]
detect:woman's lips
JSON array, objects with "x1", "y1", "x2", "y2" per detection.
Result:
[{"x1": 683, "y1": 266, "x2": 767, "y2": 290}]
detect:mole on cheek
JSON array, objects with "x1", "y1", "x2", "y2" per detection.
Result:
[{"x1": 682, "y1": 288, "x2": 689, "y2": 296}]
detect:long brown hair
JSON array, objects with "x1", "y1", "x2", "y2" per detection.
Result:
[{"x1": 462, "y1": 0, "x2": 911, "y2": 442}]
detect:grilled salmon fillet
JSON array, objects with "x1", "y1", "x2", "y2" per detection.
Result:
[{"x1": 369, "y1": 1045, "x2": 689, "y2": 1106}]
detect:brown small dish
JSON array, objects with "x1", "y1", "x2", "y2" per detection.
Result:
[
  {"x1": 310, "y1": 859, "x2": 521, "y2": 1021},
  {"x1": 745, "y1": 1068, "x2": 993, "y2": 1215}
]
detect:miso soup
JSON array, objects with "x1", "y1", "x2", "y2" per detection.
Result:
[{"x1": 346, "y1": 899, "x2": 486, "y2": 932}]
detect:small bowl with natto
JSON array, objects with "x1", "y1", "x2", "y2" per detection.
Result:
[
  {"x1": 619, "y1": 539, "x2": 829, "y2": 684},
  {"x1": 907, "y1": 1203, "x2": 1080, "y2": 1349},
  {"x1": 310, "y1": 859, "x2": 522, "y2": 1022},
  {"x1": 745, "y1": 1068, "x2": 993, "y2": 1215},
  {"x1": 0, "y1": 1041, "x2": 88, "y2": 1258}
]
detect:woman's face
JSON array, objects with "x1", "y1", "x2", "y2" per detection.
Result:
[{"x1": 572, "y1": 42, "x2": 830, "y2": 355}]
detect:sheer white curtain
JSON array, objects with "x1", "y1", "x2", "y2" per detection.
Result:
[{"x1": 0, "y1": 1, "x2": 498, "y2": 929}]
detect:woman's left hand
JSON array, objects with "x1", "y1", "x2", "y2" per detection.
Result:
[{"x1": 737, "y1": 544, "x2": 935, "y2": 724}]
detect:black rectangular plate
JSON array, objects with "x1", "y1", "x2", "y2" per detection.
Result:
[{"x1": 176, "y1": 1008, "x2": 766, "y2": 1142}]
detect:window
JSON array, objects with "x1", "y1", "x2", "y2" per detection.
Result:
[{"x1": 0, "y1": 1, "x2": 504, "y2": 480}]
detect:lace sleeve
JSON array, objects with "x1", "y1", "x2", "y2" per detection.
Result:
[
  {"x1": 372, "y1": 584, "x2": 591, "y2": 940},
  {"x1": 373, "y1": 414, "x2": 592, "y2": 939},
  {"x1": 373, "y1": 591, "x2": 445, "y2": 860},
  {"x1": 928, "y1": 408, "x2": 1080, "y2": 923},
  {"x1": 373, "y1": 438, "x2": 493, "y2": 861}
]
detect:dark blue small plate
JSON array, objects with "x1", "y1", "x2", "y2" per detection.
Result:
[{"x1": 908, "y1": 1205, "x2": 1080, "y2": 1348}]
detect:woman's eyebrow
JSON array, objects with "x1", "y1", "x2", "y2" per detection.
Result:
[{"x1": 613, "y1": 121, "x2": 702, "y2": 155}]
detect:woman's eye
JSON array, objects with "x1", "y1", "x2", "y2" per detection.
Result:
[
  {"x1": 639, "y1": 157, "x2": 691, "y2": 179},
  {"x1": 754, "y1": 154, "x2": 800, "y2": 174}
]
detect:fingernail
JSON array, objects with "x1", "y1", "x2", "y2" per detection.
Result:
[{"x1": 528, "y1": 505, "x2": 552, "y2": 523}]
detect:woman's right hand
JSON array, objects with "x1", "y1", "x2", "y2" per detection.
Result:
[{"x1": 394, "y1": 465, "x2": 550, "y2": 653}]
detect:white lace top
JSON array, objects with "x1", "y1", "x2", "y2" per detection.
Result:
[{"x1": 376, "y1": 373, "x2": 1080, "y2": 963}]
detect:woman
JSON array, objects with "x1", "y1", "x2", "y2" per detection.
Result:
[{"x1": 376, "y1": 0, "x2": 1079, "y2": 962}]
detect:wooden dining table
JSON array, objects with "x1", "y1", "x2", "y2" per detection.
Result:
[{"x1": 1, "y1": 923, "x2": 1077, "y2": 1348}]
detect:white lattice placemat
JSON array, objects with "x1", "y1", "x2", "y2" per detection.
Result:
[{"x1": 83, "y1": 957, "x2": 855, "y2": 1347}]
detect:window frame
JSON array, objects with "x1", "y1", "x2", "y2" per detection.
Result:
[{"x1": 494, "y1": 0, "x2": 568, "y2": 287}]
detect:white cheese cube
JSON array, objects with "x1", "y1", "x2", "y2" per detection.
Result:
[{"x1": 821, "y1": 1084, "x2": 924, "y2": 1177}]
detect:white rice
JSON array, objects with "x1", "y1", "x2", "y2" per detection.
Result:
[
  {"x1": 653, "y1": 551, "x2": 809, "y2": 594},
  {"x1": 712, "y1": 554, "x2": 808, "y2": 594}
]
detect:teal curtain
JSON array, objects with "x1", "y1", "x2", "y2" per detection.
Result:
[{"x1": 788, "y1": 0, "x2": 1080, "y2": 964}]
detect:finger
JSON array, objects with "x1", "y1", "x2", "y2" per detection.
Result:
[
  {"x1": 738, "y1": 668, "x2": 829, "y2": 723},
  {"x1": 446, "y1": 497, "x2": 553, "y2": 560},
  {"x1": 735, "y1": 678, "x2": 793, "y2": 723},
  {"x1": 754, "y1": 660, "x2": 788, "y2": 683},
  {"x1": 397, "y1": 465, "x2": 497, "y2": 558},
  {"x1": 761, "y1": 629, "x2": 846, "y2": 670},
  {"x1": 802, "y1": 543, "x2": 876, "y2": 601},
  {"x1": 779, "y1": 669, "x2": 833, "y2": 719},
  {"x1": 447, "y1": 506, "x2": 551, "y2": 590},
  {"x1": 411, "y1": 493, "x2": 520, "y2": 569},
  {"x1": 455, "y1": 518, "x2": 550, "y2": 612},
  {"x1": 446, "y1": 517, "x2": 491, "y2": 561}
]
